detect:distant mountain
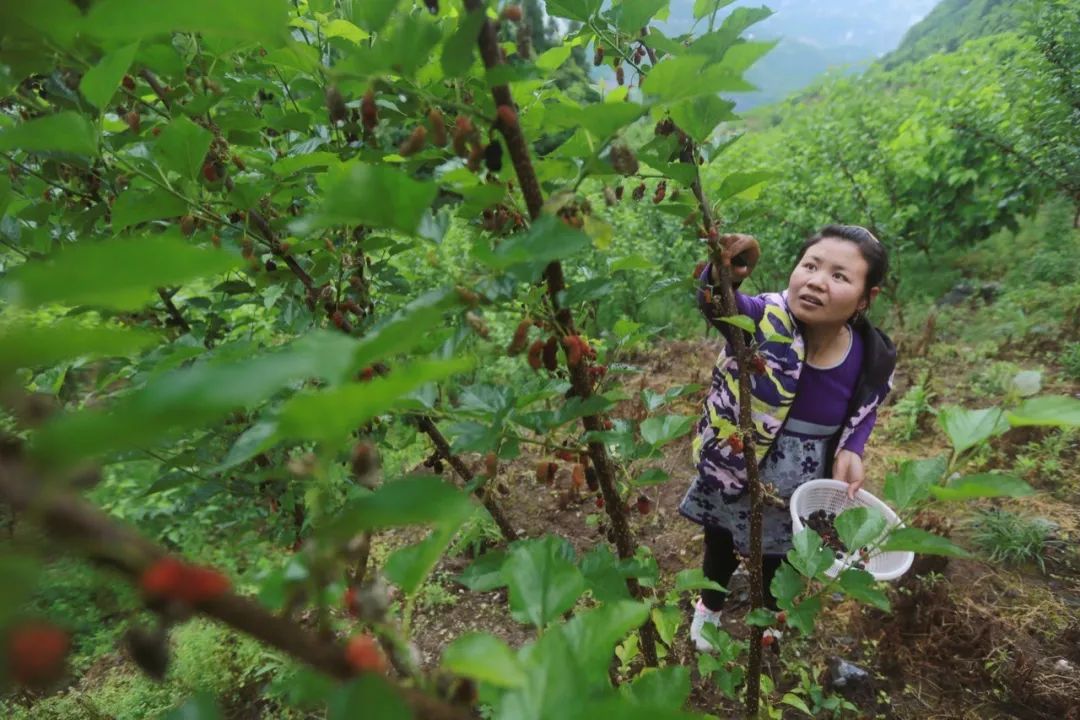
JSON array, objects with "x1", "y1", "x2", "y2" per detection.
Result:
[
  {"x1": 880, "y1": 0, "x2": 1024, "y2": 68},
  {"x1": 655, "y1": 0, "x2": 941, "y2": 108}
]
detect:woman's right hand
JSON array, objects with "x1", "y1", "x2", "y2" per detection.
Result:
[{"x1": 710, "y1": 233, "x2": 761, "y2": 285}]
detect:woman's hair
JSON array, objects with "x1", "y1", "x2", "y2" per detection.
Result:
[{"x1": 795, "y1": 224, "x2": 888, "y2": 301}]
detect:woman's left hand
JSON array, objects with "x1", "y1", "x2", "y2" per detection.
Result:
[{"x1": 834, "y1": 449, "x2": 865, "y2": 500}]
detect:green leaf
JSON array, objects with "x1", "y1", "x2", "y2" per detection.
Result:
[
  {"x1": 574, "y1": 103, "x2": 644, "y2": 142},
  {"x1": 504, "y1": 535, "x2": 586, "y2": 627},
  {"x1": 1007, "y1": 395, "x2": 1080, "y2": 428},
  {"x1": 929, "y1": 473, "x2": 1033, "y2": 501},
  {"x1": 0, "y1": 112, "x2": 97, "y2": 156},
  {"x1": 84, "y1": 0, "x2": 288, "y2": 43},
  {"x1": 642, "y1": 55, "x2": 754, "y2": 101},
  {"x1": 473, "y1": 214, "x2": 591, "y2": 280},
  {"x1": 744, "y1": 608, "x2": 775, "y2": 627},
  {"x1": 442, "y1": 633, "x2": 526, "y2": 688},
  {"x1": 544, "y1": 0, "x2": 602, "y2": 22},
  {"x1": 31, "y1": 331, "x2": 360, "y2": 465},
  {"x1": 326, "y1": 477, "x2": 473, "y2": 540},
  {"x1": 834, "y1": 506, "x2": 888, "y2": 552},
  {"x1": 693, "y1": 0, "x2": 735, "y2": 20},
  {"x1": 781, "y1": 693, "x2": 813, "y2": 716},
  {"x1": 0, "y1": 232, "x2": 242, "y2": 310},
  {"x1": 668, "y1": 95, "x2": 736, "y2": 143},
  {"x1": 293, "y1": 162, "x2": 438, "y2": 236},
  {"x1": 579, "y1": 545, "x2": 632, "y2": 603},
  {"x1": 535, "y1": 45, "x2": 573, "y2": 71},
  {"x1": 353, "y1": 0, "x2": 399, "y2": 33},
  {"x1": 673, "y1": 568, "x2": 725, "y2": 594},
  {"x1": 788, "y1": 528, "x2": 834, "y2": 579},
  {"x1": 323, "y1": 19, "x2": 368, "y2": 44},
  {"x1": 883, "y1": 455, "x2": 947, "y2": 511},
  {"x1": 271, "y1": 152, "x2": 339, "y2": 176},
  {"x1": 882, "y1": 527, "x2": 972, "y2": 558},
  {"x1": 715, "y1": 171, "x2": 775, "y2": 202},
  {"x1": 837, "y1": 569, "x2": 890, "y2": 611},
  {"x1": 79, "y1": 42, "x2": 139, "y2": 110},
  {"x1": 937, "y1": 406, "x2": 1008, "y2": 454},
  {"x1": 618, "y1": 0, "x2": 669, "y2": 33},
  {"x1": 457, "y1": 550, "x2": 508, "y2": 592},
  {"x1": 563, "y1": 601, "x2": 650, "y2": 682},
  {"x1": 0, "y1": 320, "x2": 158, "y2": 376},
  {"x1": 623, "y1": 665, "x2": 691, "y2": 708},
  {"x1": 276, "y1": 358, "x2": 470, "y2": 443},
  {"x1": 111, "y1": 188, "x2": 189, "y2": 233},
  {"x1": 386, "y1": 523, "x2": 466, "y2": 595},
  {"x1": 632, "y1": 468, "x2": 670, "y2": 487},
  {"x1": 161, "y1": 693, "x2": 223, "y2": 720},
  {"x1": 718, "y1": 314, "x2": 755, "y2": 333},
  {"x1": 651, "y1": 604, "x2": 682, "y2": 646},
  {"x1": 784, "y1": 595, "x2": 821, "y2": 636},
  {"x1": 441, "y1": 9, "x2": 485, "y2": 78},
  {"x1": 327, "y1": 675, "x2": 410, "y2": 720},
  {"x1": 769, "y1": 561, "x2": 804, "y2": 610},
  {"x1": 639, "y1": 415, "x2": 694, "y2": 447},
  {"x1": 154, "y1": 116, "x2": 214, "y2": 182}
]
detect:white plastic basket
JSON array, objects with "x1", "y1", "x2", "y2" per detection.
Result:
[{"x1": 789, "y1": 479, "x2": 914, "y2": 582}]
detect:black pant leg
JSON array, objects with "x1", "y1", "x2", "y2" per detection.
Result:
[{"x1": 701, "y1": 526, "x2": 740, "y2": 611}]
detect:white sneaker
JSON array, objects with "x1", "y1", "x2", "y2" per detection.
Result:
[{"x1": 690, "y1": 599, "x2": 723, "y2": 652}]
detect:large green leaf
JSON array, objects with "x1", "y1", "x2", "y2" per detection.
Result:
[
  {"x1": 837, "y1": 569, "x2": 890, "y2": 611},
  {"x1": 720, "y1": 39, "x2": 778, "y2": 73},
  {"x1": 769, "y1": 561, "x2": 804, "y2": 610},
  {"x1": 618, "y1": 0, "x2": 669, "y2": 33},
  {"x1": 787, "y1": 528, "x2": 833, "y2": 579},
  {"x1": 275, "y1": 358, "x2": 471, "y2": 442},
  {"x1": 1007, "y1": 395, "x2": 1080, "y2": 428},
  {"x1": 563, "y1": 601, "x2": 650, "y2": 682},
  {"x1": 574, "y1": 103, "x2": 645, "y2": 142},
  {"x1": 385, "y1": 523, "x2": 465, "y2": 595},
  {"x1": 544, "y1": 0, "x2": 602, "y2": 22},
  {"x1": 929, "y1": 473, "x2": 1033, "y2": 501},
  {"x1": 883, "y1": 455, "x2": 947, "y2": 511},
  {"x1": 353, "y1": 0, "x2": 399, "y2": 33},
  {"x1": 881, "y1": 528, "x2": 972, "y2": 558},
  {"x1": 714, "y1": 170, "x2": 776, "y2": 202},
  {"x1": 668, "y1": 94, "x2": 736, "y2": 143},
  {"x1": 327, "y1": 675, "x2": 410, "y2": 720},
  {"x1": 937, "y1": 405, "x2": 1008, "y2": 454},
  {"x1": 783, "y1": 595, "x2": 821, "y2": 636},
  {"x1": 693, "y1": 0, "x2": 736, "y2": 20},
  {"x1": 31, "y1": 331, "x2": 360, "y2": 465},
  {"x1": 673, "y1": 568, "x2": 725, "y2": 594},
  {"x1": 84, "y1": 0, "x2": 288, "y2": 43},
  {"x1": 579, "y1": 545, "x2": 632, "y2": 603},
  {"x1": 440, "y1": 8, "x2": 485, "y2": 78},
  {"x1": 0, "y1": 232, "x2": 242, "y2": 310},
  {"x1": 622, "y1": 665, "x2": 691, "y2": 708},
  {"x1": 442, "y1": 633, "x2": 527, "y2": 688},
  {"x1": 79, "y1": 42, "x2": 139, "y2": 110},
  {"x1": 639, "y1": 414, "x2": 695, "y2": 447},
  {"x1": 325, "y1": 477, "x2": 473, "y2": 540},
  {"x1": 0, "y1": 320, "x2": 158, "y2": 376},
  {"x1": 0, "y1": 112, "x2": 97, "y2": 156},
  {"x1": 473, "y1": 214, "x2": 591, "y2": 280},
  {"x1": 111, "y1": 188, "x2": 189, "y2": 232},
  {"x1": 504, "y1": 535, "x2": 586, "y2": 627},
  {"x1": 834, "y1": 506, "x2": 888, "y2": 552},
  {"x1": 457, "y1": 550, "x2": 508, "y2": 592},
  {"x1": 154, "y1": 116, "x2": 214, "y2": 183},
  {"x1": 293, "y1": 162, "x2": 438, "y2": 236}
]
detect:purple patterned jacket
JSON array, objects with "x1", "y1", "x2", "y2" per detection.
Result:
[{"x1": 692, "y1": 271, "x2": 896, "y2": 504}]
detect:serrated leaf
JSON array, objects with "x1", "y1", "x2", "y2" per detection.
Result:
[
  {"x1": 784, "y1": 595, "x2": 821, "y2": 635},
  {"x1": 715, "y1": 171, "x2": 775, "y2": 202},
  {"x1": 0, "y1": 232, "x2": 242, "y2": 310},
  {"x1": 929, "y1": 473, "x2": 1033, "y2": 501},
  {"x1": 1007, "y1": 395, "x2": 1080, "y2": 428},
  {"x1": 443, "y1": 633, "x2": 526, "y2": 688},
  {"x1": 618, "y1": 0, "x2": 669, "y2": 33},
  {"x1": 536, "y1": 44, "x2": 573, "y2": 70},
  {"x1": 545, "y1": 0, "x2": 602, "y2": 22},
  {"x1": 79, "y1": 42, "x2": 139, "y2": 110},
  {"x1": 84, "y1": 0, "x2": 288, "y2": 43},
  {"x1": 673, "y1": 568, "x2": 725, "y2": 594},
  {"x1": 504, "y1": 535, "x2": 585, "y2": 627},
  {"x1": 563, "y1": 601, "x2": 650, "y2": 682},
  {"x1": 788, "y1": 528, "x2": 833, "y2": 579},
  {"x1": 0, "y1": 112, "x2": 97, "y2": 156},
  {"x1": 294, "y1": 162, "x2": 438, "y2": 236},
  {"x1": 639, "y1": 414, "x2": 694, "y2": 447},
  {"x1": 669, "y1": 94, "x2": 736, "y2": 143},
  {"x1": 769, "y1": 561, "x2": 804, "y2": 610},
  {"x1": 457, "y1": 550, "x2": 508, "y2": 592},
  {"x1": 579, "y1": 545, "x2": 631, "y2": 603},
  {"x1": 0, "y1": 320, "x2": 158, "y2": 376},
  {"x1": 834, "y1": 506, "x2": 888, "y2": 552},
  {"x1": 386, "y1": 524, "x2": 463, "y2": 595},
  {"x1": 837, "y1": 569, "x2": 890, "y2": 611},
  {"x1": 882, "y1": 527, "x2": 971, "y2": 557},
  {"x1": 883, "y1": 455, "x2": 947, "y2": 511},
  {"x1": 937, "y1": 405, "x2": 1008, "y2": 454},
  {"x1": 111, "y1": 188, "x2": 189, "y2": 233},
  {"x1": 154, "y1": 116, "x2": 214, "y2": 182}
]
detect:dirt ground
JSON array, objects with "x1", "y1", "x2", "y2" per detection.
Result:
[{"x1": 402, "y1": 331, "x2": 1080, "y2": 719}]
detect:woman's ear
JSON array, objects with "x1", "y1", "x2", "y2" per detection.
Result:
[{"x1": 859, "y1": 286, "x2": 881, "y2": 312}]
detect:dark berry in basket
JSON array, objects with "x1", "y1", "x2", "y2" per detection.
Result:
[{"x1": 801, "y1": 509, "x2": 848, "y2": 554}]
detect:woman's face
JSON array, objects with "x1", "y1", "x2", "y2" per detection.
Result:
[{"x1": 787, "y1": 237, "x2": 873, "y2": 326}]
